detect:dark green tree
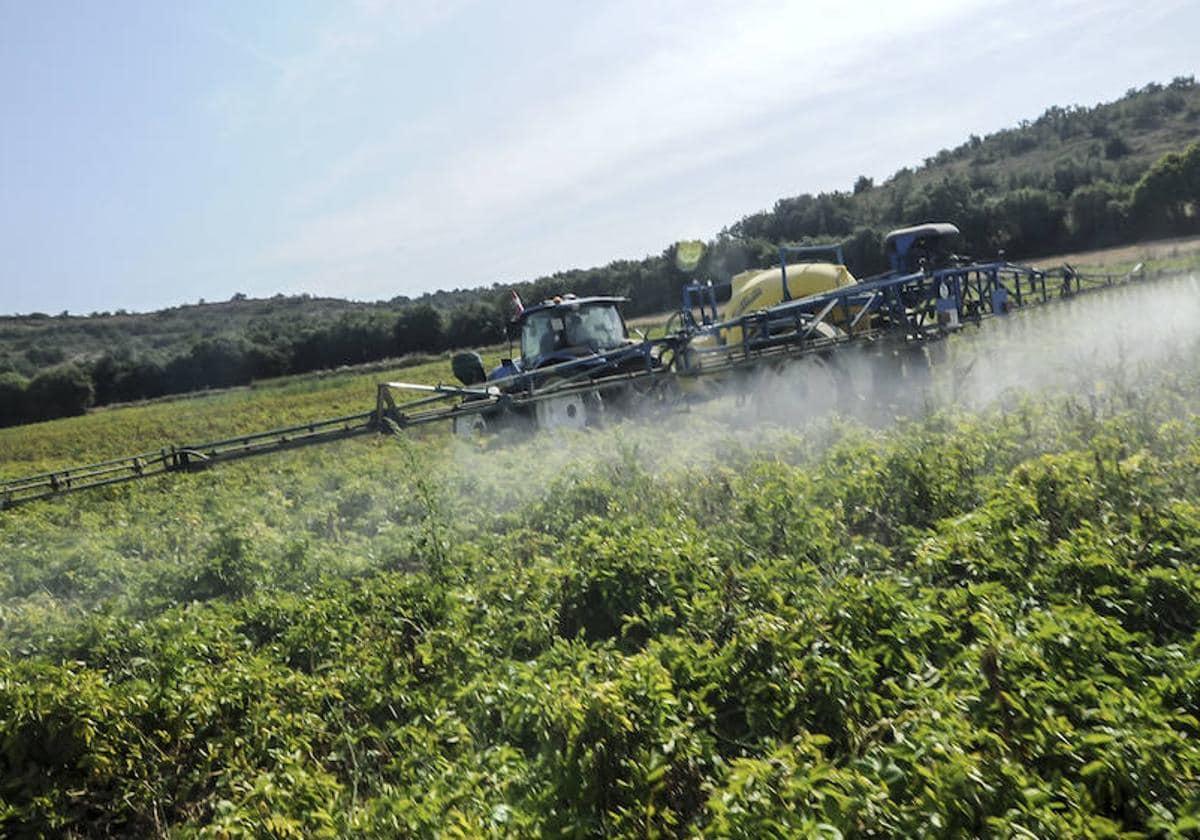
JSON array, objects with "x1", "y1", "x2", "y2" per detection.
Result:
[
  {"x1": 394, "y1": 303, "x2": 445, "y2": 355},
  {"x1": 1068, "y1": 182, "x2": 1128, "y2": 247},
  {"x1": 26, "y1": 363, "x2": 94, "y2": 421},
  {"x1": 991, "y1": 188, "x2": 1065, "y2": 256},
  {"x1": 1104, "y1": 135, "x2": 1132, "y2": 159},
  {"x1": 0, "y1": 371, "x2": 28, "y2": 426},
  {"x1": 113, "y1": 358, "x2": 168, "y2": 402},
  {"x1": 445, "y1": 303, "x2": 504, "y2": 349},
  {"x1": 841, "y1": 228, "x2": 887, "y2": 278},
  {"x1": 1131, "y1": 142, "x2": 1200, "y2": 235}
]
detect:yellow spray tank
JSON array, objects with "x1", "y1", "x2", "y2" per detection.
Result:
[
  {"x1": 722, "y1": 261, "x2": 858, "y2": 345},
  {"x1": 686, "y1": 257, "x2": 859, "y2": 355},
  {"x1": 676, "y1": 253, "x2": 859, "y2": 393},
  {"x1": 670, "y1": 242, "x2": 866, "y2": 392}
]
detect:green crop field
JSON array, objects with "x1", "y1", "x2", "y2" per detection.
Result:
[
  {"x1": 0, "y1": 353, "x2": 479, "y2": 479},
  {"x1": 3, "y1": 271, "x2": 1200, "y2": 836}
]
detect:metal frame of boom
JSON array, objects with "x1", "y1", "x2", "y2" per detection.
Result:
[
  {"x1": 1, "y1": 412, "x2": 376, "y2": 509},
  {"x1": 674, "y1": 261, "x2": 1149, "y2": 378}
]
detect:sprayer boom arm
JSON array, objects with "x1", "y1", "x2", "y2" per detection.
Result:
[{"x1": 1, "y1": 411, "x2": 376, "y2": 510}]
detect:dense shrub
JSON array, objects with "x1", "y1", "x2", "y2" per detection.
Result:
[
  {"x1": 0, "y1": 371, "x2": 28, "y2": 427},
  {"x1": 394, "y1": 303, "x2": 444, "y2": 355},
  {"x1": 24, "y1": 363, "x2": 94, "y2": 420},
  {"x1": 1131, "y1": 141, "x2": 1200, "y2": 236}
]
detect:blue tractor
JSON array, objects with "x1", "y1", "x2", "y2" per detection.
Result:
[{"x1": 447, "y1": 294, "x2": 663, "y2": 436}]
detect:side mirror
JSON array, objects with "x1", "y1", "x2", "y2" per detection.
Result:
[{"x1": 451, "y1": 352, "x2": 487, "y2": 386}]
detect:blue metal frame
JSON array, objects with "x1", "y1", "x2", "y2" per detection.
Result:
[
  {"x1": 671, "y1": 260, "x2": 1104, "y2": 376},
  {"x1": 680, "y1": 280, "x2": 722, "y2": 329}
]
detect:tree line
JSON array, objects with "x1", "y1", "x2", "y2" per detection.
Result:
[
  {"x1": 2, "y1": 80, "x2": 1197, "y2": 428},
  {"x1": 0, "y1": 305, "x2": 507, "y2": 427}
]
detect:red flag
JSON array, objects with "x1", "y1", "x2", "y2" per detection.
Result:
[{"x1": 510, "y1": 289, "x2": 524, "y2": 316}]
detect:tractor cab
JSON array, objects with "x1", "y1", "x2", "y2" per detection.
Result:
[
  {"x1": 450, "y1": 295, "x2": 638, "y2": 392},
  {"x1": 884, "y1": 223, "x2": 960, "y2": 274},
  {"x1": 512, "y1": 295, "x2": 632, "y2": 369}
]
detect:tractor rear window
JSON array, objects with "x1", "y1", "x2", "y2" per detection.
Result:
[
  {"x1": 521, "y1": 312, "x2": 565, "y2": 359},
  {"x1": 521, "y1": 305, "x2": 626, "y2": 359}
]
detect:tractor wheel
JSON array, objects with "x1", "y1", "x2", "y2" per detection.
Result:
[
  {"x1": 452, "y1": 412, "x2": 490, "y2": 439},
  {"x1": 532, "y1": 376, "x2": 598, "y2": 432}
]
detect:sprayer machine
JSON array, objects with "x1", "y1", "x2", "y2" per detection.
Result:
[{"x1": 0, "y1": 222, "x2": 1162, "y2": 509}]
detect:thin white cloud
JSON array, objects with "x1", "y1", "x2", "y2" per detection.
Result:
[
  {"x1": 201, "y1": 0, "x2": 474, "y2": 129},
  {"x1": 195, "y1": 20, "x2": 288, "y2": 74},
  {"x1": 261, "y1": 0, "x2": 996, "y2": 275}
]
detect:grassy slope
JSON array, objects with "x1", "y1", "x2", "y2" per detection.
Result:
[
  {"x1": 1031, "y1": 232, "x2": 1200, "y2": 273},
  {"x1": 920, "y1": 116, "x2": 1188, "y2": 191},
  {"x1": 855, "y1": 83, "x2": 1200, "y2": 215},
  {"x1": 0, "y1": 351, "x2": 510, "y2": 478}
]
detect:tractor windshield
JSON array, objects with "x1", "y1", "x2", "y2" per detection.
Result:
[{"x1": 520, "y1": 304, "x2": 626, "y2": 361}]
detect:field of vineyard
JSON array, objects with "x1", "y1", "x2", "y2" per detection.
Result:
[{"x1": 3, "y1": 274, "x2": 1200, "y2": 836}]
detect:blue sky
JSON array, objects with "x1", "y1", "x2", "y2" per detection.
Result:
[{"x1": 1, "y1": 0, "x2": 1197, "y2": 315}]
